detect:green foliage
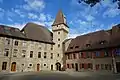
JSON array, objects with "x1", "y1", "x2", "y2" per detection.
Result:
[{"x1": 78, "y1": 0, "x2": 120, "y2": 8}]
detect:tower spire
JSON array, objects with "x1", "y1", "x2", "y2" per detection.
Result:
[{"x1": 52, "y1": 10, "x2": 67, "y2": 26}]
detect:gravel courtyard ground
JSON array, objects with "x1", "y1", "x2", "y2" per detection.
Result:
[{"x1": 0, "y1": 71, "x2": 120, "y2": 80}]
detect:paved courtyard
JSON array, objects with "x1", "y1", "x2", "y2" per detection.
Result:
[{"x1": 0, "y1": 71, "x2": 120, "y2": 80}]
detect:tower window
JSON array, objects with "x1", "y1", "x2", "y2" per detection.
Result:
[
  {"x1": 38, "y1": 52, "x2": 41, "y2": 58},
  {"x1": 44, "y1": 64, "x2": 46, "y2": 66},
  {"x1": 58, "y1": 32, "x2": 60, "y2": 34},
  {"x1": 44, "y1": 52, "x2": 47, "y2": 58},
  {"x1": 29, "y1": 64, "x2": 32, "y2": 66},
  {"x1": 57, "y1": 54, "x2": 59, "y2": 57},
  {"x1": 58, "y1": 44, "x2": 60, "y2": 48},
  {"x1": 58, "y1": 38, "x2": 60, "y2": 41},
  {"x1": 30, "y1": 51, "x2": 33, "y2": 58}
]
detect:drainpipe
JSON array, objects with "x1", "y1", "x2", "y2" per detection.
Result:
[{"x1": 8, "y1": 38, "x2": 13, "y2": 72}]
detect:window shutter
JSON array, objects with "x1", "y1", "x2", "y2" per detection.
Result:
[
  {"x1": 101, "y1": 51, "x2": 104, "y2": 57},
  {"x1": 83, "y1": 52, "x2": 86, "y2": 59}
]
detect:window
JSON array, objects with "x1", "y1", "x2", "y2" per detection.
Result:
[
  {"x1": 57, "y1": 54, "x2": 59, "y2": 57},
  {"x1": 58, "y1": 32, "x2": 60, "y2": 34},
  {"x1": 67, "y1": 64, "x2": 69, "y2": 68},
  {"x1": 88, "y1": 63, "x2": 92, "y2": 69},
  {"x1": 75, "y1": 46, "x2": 79, "y2": 48},
  {"x1": 81, "y1": 53, "x2": 84, "y2": 58},
  {"x1": 115, "y1": 48, "x2": 120, "y2": 56},
  {"x1": 38, "y1": 52, "x2": 41, "y2": 58},
  {"x1": 68, "y1": 54, "x2": 70, "y2": 59},
  {"x1": 2, "y1": 62, "x2": 7, "y2": 70},
  {"x1": 58, "y1": 44, "x2": 60, "y2": 48},
  {"x1": 30, "y1": 51, "x2": 33, "y2": 58},
  {"x1": 101, "y1": 64, "x2": 104, "y2": 69},
  {"x1": 99, "y1": 40, "x2": 106, "y2": 44},
  {"x1": 14, "y1": 41, "x2": 18, "y2": 46},
  {"x1": 4, "y1": 49, "x2": 9, "y2": 56},
  {"x1": 70, "y1": 47, "x2": 73, "y2": 49},
  {"x1": 51, "y1": 53, "x2": 53, "y2": 59},
  {"x1": 44, "y1": 64, "x2": 46, "y2": 66},
  {"x1": 58, "y1": 38, "x2": 60, "y2": 41},
  {"x1": 82, "y1": 63, "x2": 84, "y2": 68},
  {"x1": 86, "y1": 44, "x2": 90, "y2": 47},
  {"x1": 72, "y1": 64, "x2": 74, "y2": 68},
  {"x1": 29, "y1": 64, "x2": 32, "y2": 66},
  {"x1": 6, "y1": 39, "x2": 10, "y2": 45},
  {"x1": 104, "y1": 50, "x2": 109, "y2": 57},
  {"x1": 105, "y1": 64, "x2": 108, "y2": 70},
  {"x1": 44, "y1": 52, "x2": 47, "y2": 58},
  {"x1": 95, "y1": 52, "x2": 100, "y2": 57},
  {"x1": 73, "y1": 54, "x2": 76, "y2": 59},
  {"x1": 13, "y1": 49, "x2": 18, "y2": 57},
  {"x1": 22, "y1": 50, "x2": 26, "y2": 58}
]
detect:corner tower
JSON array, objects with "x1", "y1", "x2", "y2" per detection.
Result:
[{"x1": 52, "y1": 10, "x2": 69, "y2": 70}]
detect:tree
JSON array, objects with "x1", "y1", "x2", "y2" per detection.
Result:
[{"x1": 78, "y1": 0, "x2": 120, "y2": 9}]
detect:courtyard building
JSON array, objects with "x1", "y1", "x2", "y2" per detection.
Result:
[{"x1": 0, "y1": 10, "x2": 120, "y2": 74}]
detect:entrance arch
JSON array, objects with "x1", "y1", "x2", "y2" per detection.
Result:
[
  {"x1": 11, "y1": 62, "x2": 16, "y2": 71},
  {"x1": 37, "y1": 64, "x2": 40, "y2": 71},
  {"x1": 56, "y1": 62, "x2": 61, "y2": 71}
]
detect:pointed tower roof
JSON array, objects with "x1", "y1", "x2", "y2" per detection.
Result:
[{"x1": 52, "y1": 10, "x2": 68, "y2": 27}]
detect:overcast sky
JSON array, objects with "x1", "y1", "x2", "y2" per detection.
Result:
[{"x1": 0, "y1": 0, "x2": 120, "y2": 38}]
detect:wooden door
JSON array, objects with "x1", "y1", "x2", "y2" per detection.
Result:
[
  {"x1": 37, "y1": 64, "x2": 40, "y2": 71},
  {"x1": 11, "y1": 62, "x2": 16, "y2": 71}
]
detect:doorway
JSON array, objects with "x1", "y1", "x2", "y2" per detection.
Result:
[
  {"x1": 37, "y1": 64, "x2": 40, "y2": 71},
  {"x1": 11, "y1": 62, "x2": 16, "y2": 71},
  {"x1": 51, "y1": 65, "x2": 53, "y2": 70},
  {"x1": 116, "y1": 62, "x2": 120, "y2": 73},
  {"x1": 56, "y1": 62, "x2": 61, "y2": 71},
  {"x1": 75, "y1": 63, "x2": 78, "y2": 71}
]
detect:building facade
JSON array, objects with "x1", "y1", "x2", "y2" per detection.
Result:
[
  {"x1": 0, "y1": 10, "x2": 120, "y2": 74},
  {"x1": 0, "y1": 10, "x2": 69, "y2": 72},
  {"x1": 65, "y1": 25, "x2": 120, "y2": 73}
]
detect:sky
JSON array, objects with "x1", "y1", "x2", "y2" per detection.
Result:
[{"x1": 0, "y1": 0, "x2": 120, "y2": 38}]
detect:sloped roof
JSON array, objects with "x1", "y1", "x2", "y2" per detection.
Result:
[
  {"x1": 21, "y1": 22, "x2": 54, "y2": 44},
  {"x1": 52, "y1": 10, "x2": 68, "y2": 27},
  {"x1": 0, "y1": 25, "x2": 26, "y2": 38},
  {"x1": 66, "y1": 30, "x2": 111, "y2": 53}
]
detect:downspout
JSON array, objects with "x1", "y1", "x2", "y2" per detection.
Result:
[{"x1": 8, "y1": 38, "x2": 13, "y2": 72}]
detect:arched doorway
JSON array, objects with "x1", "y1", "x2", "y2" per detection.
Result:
[
  {"x1": 37, "y1": 64, "x2": 40, "y2": 71},
  {"x1": 11, "y1": 62, "x2": 16, "y2": 71},
  {"x1": 56, "y1": 62, "x2": 61, "y2": 71}
]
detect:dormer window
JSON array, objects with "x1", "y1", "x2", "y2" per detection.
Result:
[
  {"x1": 86, "y1": 44, "x2": 90, "y2": 47},
  {"x1": 70, "y1": 47, "x2": 73, "y2": 49},
  {"x1": 99, "y1": 40, "x2": 106, "y2": 44},
  {"x1": 75, "y1": 46, "x2": 79, "y2": 48}
]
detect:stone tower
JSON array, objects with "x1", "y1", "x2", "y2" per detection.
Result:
[{"x1": 52, "y1": 10, "x2": 69, "y2": 70}]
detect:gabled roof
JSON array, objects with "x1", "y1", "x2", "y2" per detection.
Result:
[
  {"x1": 21, "y1": 22, "x2": 54, "y2": 44},
  {"x1": 66, "y1": 30, "x2": 111, "y2": 53},
  {"x1": 52, "y1": 10, "x2": 68, "y2": 27},
  {"x1": 0, "y1": 25, "x2": 26, "y2": 39}
]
